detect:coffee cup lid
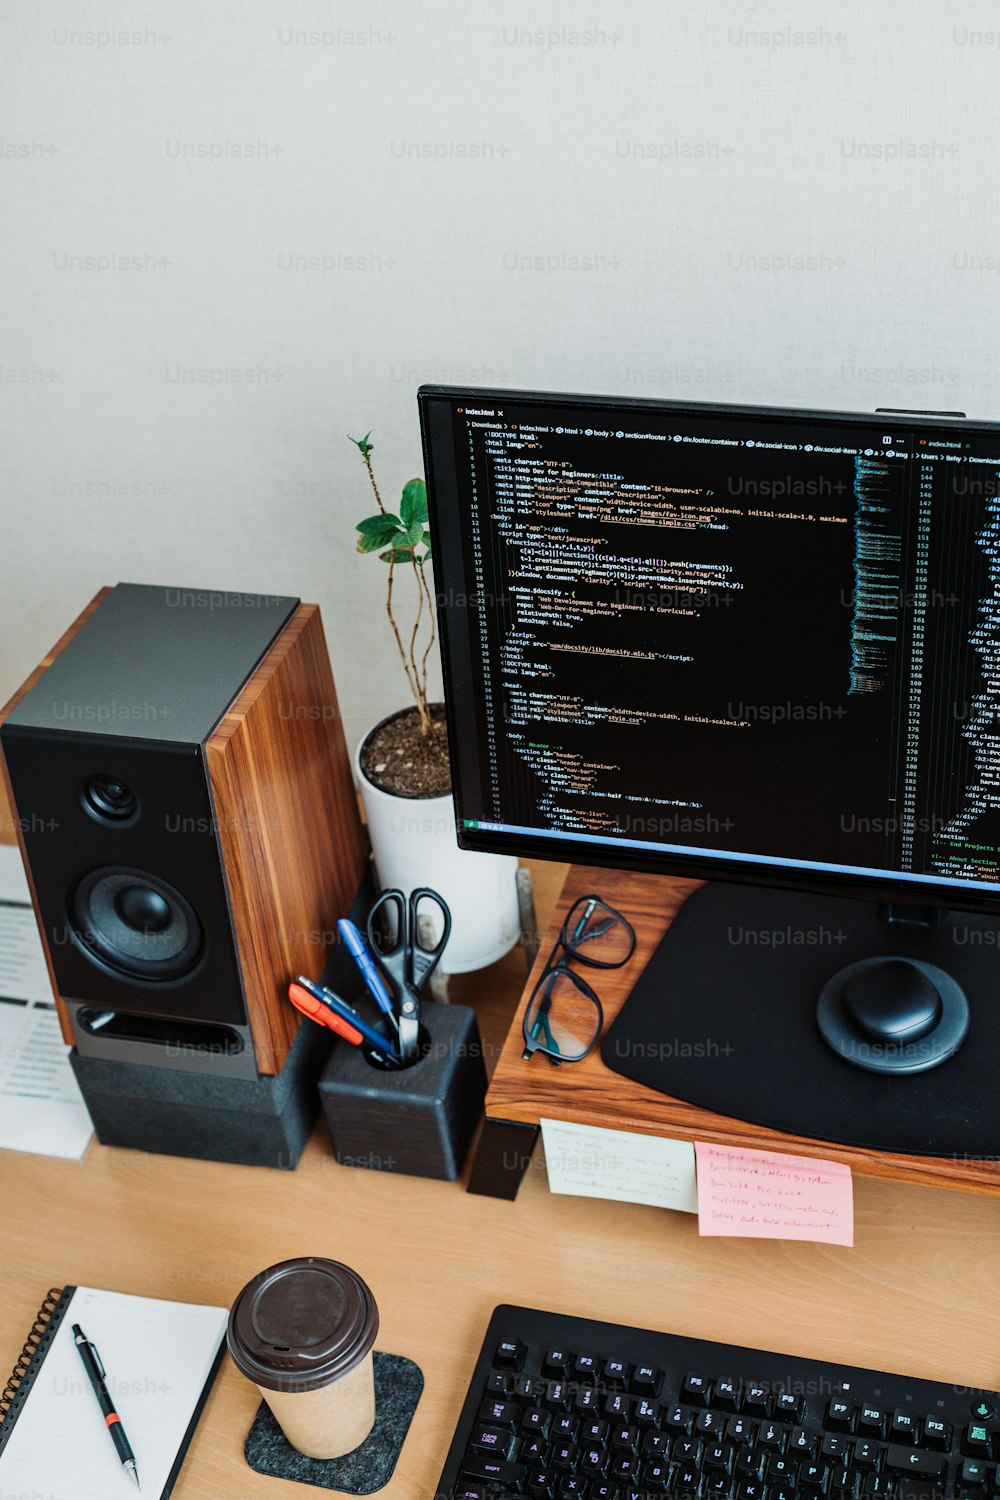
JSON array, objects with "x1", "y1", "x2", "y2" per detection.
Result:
[{"x1": 227, "y1": 1257, "x2": 379, "y2": 1392}]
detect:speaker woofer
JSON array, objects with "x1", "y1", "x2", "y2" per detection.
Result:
[{"x1": 70, "y1": 867, "x2": 203, "y2": 980}]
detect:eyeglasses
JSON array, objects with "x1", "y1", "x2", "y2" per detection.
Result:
[{"x1": 522, "y1": 895, "x2": 636, "y2": 1065}]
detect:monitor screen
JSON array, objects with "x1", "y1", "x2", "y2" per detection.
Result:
[{"x1": 419, "y1": 388, "x2": 1000, "y2": 912}]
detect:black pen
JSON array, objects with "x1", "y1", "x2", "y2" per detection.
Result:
[{"x1": 72, "y1": 1323, "x2": 141, "y2": 1490}]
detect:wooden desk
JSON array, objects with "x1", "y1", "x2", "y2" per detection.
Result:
[
  {"x1": 0, "y1": 841, "x2": 998, "y2": 1498},
  {"x1": 479, "y1": 866, "x2": 1000, "y2": 1199}
]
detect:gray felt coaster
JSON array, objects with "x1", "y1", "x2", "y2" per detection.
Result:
[{"x1": 244, "y1": 1351, "x2": 423, "y2": 1494}]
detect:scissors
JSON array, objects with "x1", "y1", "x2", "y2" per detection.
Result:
[{"x1": 366, "y1": 887, "x2": 451, "y2": 1061}]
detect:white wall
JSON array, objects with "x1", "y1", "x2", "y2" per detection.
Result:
[{"x1": 4, "y1": 0, "x2": 998, "y2": 752}]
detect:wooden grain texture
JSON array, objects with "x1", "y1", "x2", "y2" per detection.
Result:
[
  {"x1": 487, "y1": 865, "x2": 1000, "y2": 1196},
  {"x1": 0, "y1": 588, "x2": 110, "y2": 1042},
  {"x1": 0, "y1": 862, "x2": 997, "y2": 1500},
  {"x1": 205, "y1": 604, "x2": 368, "y2": 1074}
]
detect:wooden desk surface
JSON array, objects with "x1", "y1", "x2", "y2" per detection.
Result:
[{"x1": 0, "y1": 847, "x2": 998, "y2": 1498}]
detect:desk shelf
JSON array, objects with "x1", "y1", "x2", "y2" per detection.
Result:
[{"x1": 472, "y1": 865, "x2": 1000, "y2": 1200}]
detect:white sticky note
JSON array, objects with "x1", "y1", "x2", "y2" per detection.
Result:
[{"x1": 541, "y1": 1117, "x2": 698, "y2": 1212}]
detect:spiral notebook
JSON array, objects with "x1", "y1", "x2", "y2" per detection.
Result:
[{"x1": 0, "y1": 1285, "x2": 228, "y2": 1498}]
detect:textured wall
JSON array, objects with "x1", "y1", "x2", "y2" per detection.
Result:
[{"x1": 3, "y1": 0, "x2": 997, "y2": 753}]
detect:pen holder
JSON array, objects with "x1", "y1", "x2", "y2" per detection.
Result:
[{"x1": 318, "y1": 1001, "x2": 487, "y2": 1181}]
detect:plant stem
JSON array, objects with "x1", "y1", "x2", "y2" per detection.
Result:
[
  {"x1": 362, "y1": 453, "x2": 386, "y2": 515},
  {"x1": 416, "y1": 561, "x2": 437, "y2": 711},
  {"x1": 385, "y1": 556, "x2": 422, "y2": 710}
]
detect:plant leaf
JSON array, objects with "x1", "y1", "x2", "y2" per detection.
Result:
[
  {"x1": 348, "y1": 430, "x2": 374, "y2": 460},
  {"x1": 421, "y1": 538, "x2": 432, "y2": 559},
  {"x1": 399, "y1": 478, "x2": 428, "y2": 527},
  {"x1": 403, "y1": 522, "x2": 425, "y2": 547},
  {"x1": 358, "y1": 510, "x2": 401, "y2": 534},
  {"x1": 357, "y1": 528, "x2": 396, "y2": 553}
]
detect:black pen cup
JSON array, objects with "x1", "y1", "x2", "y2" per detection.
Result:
[{"x1": 318, "y1": 1001, "x2": 487, "y2": 1180}]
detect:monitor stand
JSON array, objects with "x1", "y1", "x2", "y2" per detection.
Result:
[{"x1": 600, "y1": 881, "x2": 1000, "y2": 1159}]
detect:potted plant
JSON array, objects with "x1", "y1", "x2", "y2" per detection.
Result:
[{"x1": 349, "y1": 431, "x2": 520, "y2": 972}]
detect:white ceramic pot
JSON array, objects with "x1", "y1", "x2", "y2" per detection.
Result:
[{"x1": 354, "y1": 722, "x2": 521, "y2": 974}]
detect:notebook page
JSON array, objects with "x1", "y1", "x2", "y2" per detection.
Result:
[{"x1": 0, "y1": 1286, "x2": 228, "y2": 1498}]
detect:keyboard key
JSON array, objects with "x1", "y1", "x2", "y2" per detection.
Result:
[
  {"x1": 960, "y1": 1459, "x2": 992, "y2": 1489},
  {"x1": 580, "y1": 1444, "x2": 609, "y2": 1474},
  {"x1": 736, "y1": 1447, "x2": 764, "y2": 1479},
  {"x1": 853, "y1": 1441, "x2": 879, "y2": 1470},
  {"x1": 767, "y1": 1457, "x2": 796, "y2": 1482},
  {"x1": 555, "y1": 1414, "x2": 581, "y2": 1440},
  {"x1": 884, "y1": 1447, "x2": 947, "y2": 1482},
  {"x1": 522, "y1": 1409, "x2": 552, "y2": 1437},
  {"x1": 574, "y1": 1387, "x2": 600, "y2": 1413},
  {"x1": 827, "y1": 1401, "x2": 856, "y2": 1434},
  {"x1": 822, "y1": 1438, "x2": 849, "y2": 1463},
  {"x1": 526, "y1": 1471, "x2": 555, "y2": 1500},
  {"x1": 487, "y1": 1372, "x2": 512, "y2": 1396},
  {"x1": 790, "y1": 1428, "x2": 816, "y2": 1456},
  {"x1": 736, "y1": 1481, "x2": 767, "y2": 1500},
  {"x1": 578, "y1": 1418, "x2": 605, "y2": 1443},
  {"x1": 461, "y1": 1454, "x2": 525, "y2": 1488},
  {"x1": 964, "y1": 1426, "x2": 994, "y2": 1459},
  {"x1": 550, "y1": 1444, "x2": 576, "y2": 1470},
  {"x1": 858, "y1": 1406, "x2": 888, "y2": 1440},
  {"x1": 663, "y1": 1405, "x2": 692, "y2": 1434},
  {"x1": 575, "y1": 1353, "x2": 600, "y2": 1382},
  {"x1": 557, "y1": 1477, "x2": 588, "y2": 1498},
  {"x1": 590, "y1": 1486, "x2": 620, "y2": 1500},
  {"x1": 775, "y1": 1393, "x2": 804, "y2": 1423},
  {"x1": 684, "y1": 1373, "x2": 715, "y2": 1407},
  {"x1": 643, "y1": 1457, "x2": 670, "y2": 1489},
  {"x1": 830, "y1": 1464, "x2": 856, "y2": 1500},
  {"x1": 469, "y1": 1425, "x2": 514, "y2": 1456},
  {"x1": 495, "y1": 1339, "x2": 527, "y2": 1371},
  {"x1": 453, "y1": 1485, "x2": 487, "y2": 1500},
  {"x1": 716, "y1": 1379, "x2": 743, "y2": 1412},
  {"x1": 633, "y1": 1364, "x2": 664, "y2": 1397},
  {"x1": 611, "y1": 1424, "x2": 639, "y2": 1452},
  {"x1": 704, "y1": 1476, "x2": 730, "y2": 1498},
  {"x1": 480, "y1": 1398, "x2": 522, "y2": 1429},
  {"x1": 604, "y1": 1358, "x2": 630, "y2": 1388},
  {"x1": 516, "y1": 1375, "x2": 543, "y2": 1402},
  {"x1": 520, "y1": 1436, "x2": 549, "y2": 1464},
  {"x1": 728, "y1": 1417, "x2": 756, "y2": 1447},
  {"x1": 544, "y1": 1381, "x2": 570, "y2": 1410},
  {"x1": 745, "y1": 1385, "x2": 772, "y2": 1417},
  {"x1": 758, "y1": 1423, "x2": 785, "y2": 1452},
  {"x1": 610, "y1": 1453, "x2": 640, "y2": 1479},
  {"x1": 695, "y1": 1412, "x2": 725, "y2": 1441},
  {"x1": 643, "y1": 1431, "x2": 671, "y2": 1457},
  {"x1": 801, "y1": 1461, "x2": 832, "y2": 1492},
  {"x1": 671, "y1": 1462, "x2": 702, "y2": 1496},
  {"x1": 705, "y1": 1444, "x2": 735, "y2": 1473},
  {"x1": 544, "y1": 1350, "x2": 572, "y2": 1379},
  {"x1": 633, "y1": 1397, "x2": 659, "y2": 1426},
  {"x1": 890, "y1": 1411, "x2": 919, "y2": 1444},
  {"x1": 604, "y1": 1392, "x2": 631, "y2": 1421},
  {"x1": 922, "y1": 1418, "x2": 951, "y2": 1451},
  {"x1": 676, "y1": 1438, "x2": 704, "y2": 1466}
]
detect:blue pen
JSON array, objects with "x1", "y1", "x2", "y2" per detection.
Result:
[
  {"x1": 294, "y1": 975, "x2": 400, "y2": 1059},
  {"x1": 338, "y1": 918, "x2": 399, "y2": 1033}
]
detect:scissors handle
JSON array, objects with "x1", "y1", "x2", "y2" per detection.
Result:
[{"x1": 407, "y1": 887, "x2": 451, "y2": 992}]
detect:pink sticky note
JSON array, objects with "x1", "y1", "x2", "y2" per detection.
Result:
[{"x1": 695, "y1": 1142, "x2": 854, "y2": 1246}]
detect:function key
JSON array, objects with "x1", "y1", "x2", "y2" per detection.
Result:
[
  {"x1": 683, "y1": 1372, "x2": 715, "y2": 1407},
  {"x1": 543, "y1": 1349, "x2": 572, "y2": 1379},
  {"x1": 857, "y1": 1406, "x2": 887, "y2": 1440},
  {"x1": 716, "y1": 1378, "x2": 743, "y2": 1412},
  {"x1": 632, "y1": 1363, "x2": 664, "y2": 1398},
  {"x1": 890, "y1": 1410, "x2": 919, "y2": 1443},
  {"x1": 574, "y1": 1353, "x2": 600, "y2": 1383},
  {"x1": 495, "y1": 1338, "x2": 527, "y2": 1371},
  {"x1": 922, "y1": 1416, "x2": 952, "y2": 1451},
  {"x1": 776, "y1": 1392, "x2": 805, "y2": 1423},
  {"x1": 826, "y1": 1400, "x2": 856, "y2": 1434},
  {"x1": 604, "y1": 1357, "x2": 630, "y2": 1387},
  {"x1": 745, "y1": 1385, "x2": 772, "y2": 1418}
]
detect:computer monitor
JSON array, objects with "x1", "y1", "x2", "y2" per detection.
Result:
[{"x1": 418, "y1": 386, "x2": 1000, "y2": 1158}]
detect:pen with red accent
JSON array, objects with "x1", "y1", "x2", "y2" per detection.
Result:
[{"x1": 72, "y1": 1323, "x2": 140, "y2": 1490}]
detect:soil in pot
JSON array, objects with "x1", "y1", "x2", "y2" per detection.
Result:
[{"x1": 360, "y1": 704, "x2": 451, "y2": 798}]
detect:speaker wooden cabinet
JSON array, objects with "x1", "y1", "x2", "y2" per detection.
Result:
[{"x1": 0, "y1": 584, "x2": 368, "y2": 1163}]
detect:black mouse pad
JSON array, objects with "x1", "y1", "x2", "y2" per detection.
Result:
[{"x1": 244, "y1": 1351, "x2": 423, "y2": 1494}]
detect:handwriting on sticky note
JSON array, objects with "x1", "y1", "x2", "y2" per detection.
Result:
[
  {"x1": 541, "y1": 1118, "x2": 698, "y2": 1212},
  {"x1": 695, "y1": 1142, "x2": 853, "y2": 1246}
]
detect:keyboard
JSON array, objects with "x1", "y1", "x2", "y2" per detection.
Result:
[{"x1": 437, "y1": 1305, "x2": 999, "y2": 1500}]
